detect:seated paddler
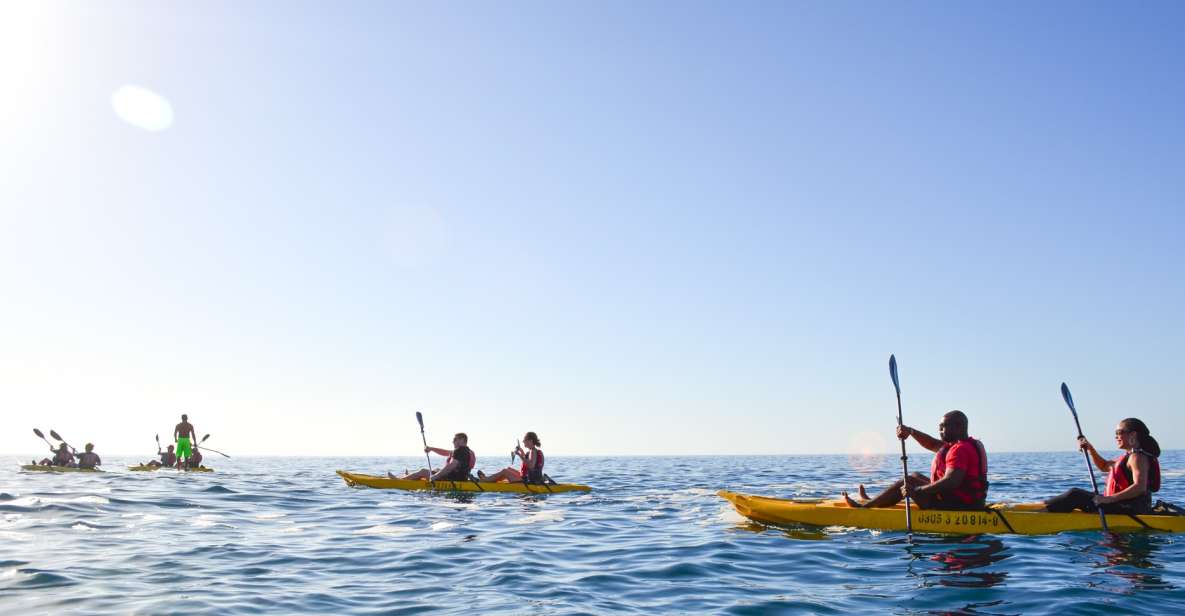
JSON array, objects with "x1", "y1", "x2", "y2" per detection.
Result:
[
  {"x1": 843, "y1": 410, "x2": 988, "y2": 511},
  {"x1": 1044, "y1": 417, "x2": 1161, "y2": 515},
  {"x1": 391, "y1": 432, "x2": 476, "y2": 482},
  {"x1": 479, "y1": 431, "x2": 545, "y2": 484}
]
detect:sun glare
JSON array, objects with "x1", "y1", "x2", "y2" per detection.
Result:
[{"x1": 111, "y1": 85, "x2": 174, "y2": 132}]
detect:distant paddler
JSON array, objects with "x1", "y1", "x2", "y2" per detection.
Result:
[
  {"x1": 843, "y1": 410, "x2": 989, "y2": 511},
  {"x1": 143, "y1": 444, "x2": 178, "y2": 468},
  {"x1": 174, "y1": 414, "x2": 197, "y2": 469},
  {"x1": 36, "y1": 442, "x2": 76, "y2": 468},
  {"x1": 390, "y1": 432, "x2": 476, "y2": 482},
  {"x1": 186, "y1": 445, "x2": 205, "y2": 470},
  {"x1": 479, "y1": 431, "x2": 545, "y2": 484},
  {"x1": 76, "y1": 443, "x2": 102, "y2": 470}
]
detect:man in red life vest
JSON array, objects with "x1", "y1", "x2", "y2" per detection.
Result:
[{"x1": 843, "y1": 410, "x2": 988, "y2": 511}]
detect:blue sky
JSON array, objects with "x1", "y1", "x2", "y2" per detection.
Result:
[{"x1": 1, "y1": 2, "x2": 1182, "y2": 457}]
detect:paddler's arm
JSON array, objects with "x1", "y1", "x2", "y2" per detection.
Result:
[
  {"x1": 425, "y1": 446, "x2": 452, "y2": 457},
  {"x1": 897, "y1": 425, "x2": 942, "y2": 452},
  {"x1": 912, "y1": 467, "x2": 966, "y2": 498},
  {"x1": 1095, "y1": 454, "x2": 1148, "y2": 505}
]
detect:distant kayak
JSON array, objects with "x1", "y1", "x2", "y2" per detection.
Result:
[
  {"x1": 719, "y1": 491, "x2": 1185, "y2": 535},
  {"x1": 336, "y1": 470, "x2": 591, "y2": 494},
  {"x1": 127, "y1": 465, "x2": 215, "y2": 473},
  {"x1": 21, "y1": 465, "x2": 103, "y2": 473}
]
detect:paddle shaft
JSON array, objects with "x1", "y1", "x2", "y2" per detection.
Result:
[
  {"x1": 890, "y1": 355, "x2": 913, "y2": 537},
  {"x1": 197, "y1": 445, "x2": 230, "y2": 458},
  {"x1": 895, "y1": 389, "x2": 914, "y2": 535},
  {"x1": 416, "y1": 412, "x2": 434, "y2": 483},
  {"x1": 1064, "y1": 386, "x2": 1109, "y2": 532}
]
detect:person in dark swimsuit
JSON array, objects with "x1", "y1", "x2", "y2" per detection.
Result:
[{"x1": 391, "y1": 433, "x2": 475, "y2": 482}]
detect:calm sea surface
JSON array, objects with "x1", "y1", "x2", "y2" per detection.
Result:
[{"x1": 2, "y1": 451, "x2": 1183, "y2": 614}]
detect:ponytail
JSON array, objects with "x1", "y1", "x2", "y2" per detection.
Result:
[{"x1": 1121, "y1": 418, "x2": 1161, "y2": 458}]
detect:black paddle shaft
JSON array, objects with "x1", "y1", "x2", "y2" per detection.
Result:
[
  {"x1": 415, "y1": 412, "x2": 435, "y2": 483},
  {"x1": 1061, "y1": 383, "x2": 1108, "y2": 532},
  {"x1": 890, "y1": 355, "x2": 914, "y2": 536}
]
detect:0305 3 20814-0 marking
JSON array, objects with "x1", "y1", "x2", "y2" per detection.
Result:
[{"x1": 915, "y1": 512, "x2": 999, "y2": 528}]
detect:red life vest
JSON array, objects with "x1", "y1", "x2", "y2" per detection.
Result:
[
  {"x1": 1105, "y1": 450, "x2": 1160, "y2": 496},
  {"x1": 931, "y1": 438, "x2": 988, "y2": 506},
  {"x1": 520, "y1": 450, "x2": 544, "y2": 480}
]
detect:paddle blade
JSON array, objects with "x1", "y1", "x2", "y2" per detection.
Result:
[
  {"x1": 50, "y1": 430, "x2": 63, "y2": 441},
  {"x1": 1061, "y1": 382, "x2": 1077, "y2": 417},
  {"x1": 33, "y1": 428, "x2": 44, "y2": 438},
  {"x1": 416, "y1": 411, "x2": 424, "y2": 429},
  {"x1": 889, "y1": 355, "x2": 901, "y2": 395},
  {"x1": 201, "y1": 434, "x2": 210, "y2": 443}
]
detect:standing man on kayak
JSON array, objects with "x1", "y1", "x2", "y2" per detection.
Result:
[
  {"x1": 843, "y1": 410, "x2": 988, "y2": 511},
  {"x1": 174, "y1": 414, "x2": 196, "y2": 470},
  {"x1": 391, "y1": 433, "x2": 475, "y2": 482}
]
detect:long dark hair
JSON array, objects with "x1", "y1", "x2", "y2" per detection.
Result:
[
  {"x1": 524, "y1": 432, "x2": 541, "y2": 448},
  {"x1": 1121, "y1": 418, "x2": 1161, "y2": 458}
]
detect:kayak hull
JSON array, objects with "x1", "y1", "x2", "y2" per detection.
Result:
[
  {"x1": 336, "y1": 470, "x2": 591, "y2": 494},
  {"x1": 127, "y1": 465, "x2": 214, "y2": 473},
  {"x1": 719, "y1": 491, "x2": 1185, "y2": 535},
  {"x1": 20, "y1": 465, "x2": 103, "y2": 473}
]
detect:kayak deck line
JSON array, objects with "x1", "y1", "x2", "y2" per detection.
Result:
[
  {"x1": 20, "y1": 465, "x2": 104, "y2": 473},
  {"x1": 719, "y1": 490, "x2": 1185, "y2": 535},
  {"x1": 336, "y1": 470, "x2": 591, "y2": 494}
]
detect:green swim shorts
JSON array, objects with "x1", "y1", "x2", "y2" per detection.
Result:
[{"x1": 176, "y1": 436, "x2": 192, "y2": 459}]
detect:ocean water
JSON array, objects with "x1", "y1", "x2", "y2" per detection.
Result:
[{"x1": 1, "y1": 451, "x2": 1183, "y2": 615}]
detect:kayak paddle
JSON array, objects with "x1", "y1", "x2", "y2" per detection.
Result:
[
  {"x1": 889, "y1": 354, "x2": 913, "y2": 538},
  {"x1": 511, "y1": 439, "x2": 520, "y2": 465},
  {"x1": 1061, "y1": 382, "x2": 1109, "y2": 532},
  {"x1": 416, "y1": 412, "x2": 435, "y2": 486},
  {"x1": 155, "y1": 433, "x2": 162, "y2": 454},
  {"x1": 193, "y1": 434, "x2": 229, "y2": 458},
  {"x1": 33, "y1": 428, "x2": 55, "y2": 451},
  {"x1": 49, "y1": 429, "x2": 77, "y2": 454}
]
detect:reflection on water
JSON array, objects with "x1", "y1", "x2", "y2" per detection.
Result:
[
  {"x1": 908, "y1": 534, "x2": 1010, "y2": 589},
  {"x1": 1097, "y1": 533, "x2": 1174, "y2": 592}
]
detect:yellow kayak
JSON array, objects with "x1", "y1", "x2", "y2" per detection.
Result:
[
  {"x1": 719, "y1": 491, "x2": 1185, "y2": 535},
  {"x1": 127, "y1": 465, "x2": 215, "y2": 473},
  {"x1": 20, "y1": 465, "x2": 103, "y2": 473},
  {"x1": 336, "y1": 470, "x2": 591, "y2": 494}
]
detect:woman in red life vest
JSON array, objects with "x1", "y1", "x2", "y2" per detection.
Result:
[
  {"x1": 479, "y1": 432, "x2": 544, "y2": 484},
  {"x1": 1044, "y1": 418, "x2": 1161, "y2": 515},
  {"x1": 843, "y1": 410, "x2": 988, "y2": 511}
]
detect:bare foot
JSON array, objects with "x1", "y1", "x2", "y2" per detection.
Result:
[
  {"x1": 858, "y1": 484, "x2": 869, "y2": 500},
  {"x1": 842, "y1": 491, "x2": 863, "y2": 508}
]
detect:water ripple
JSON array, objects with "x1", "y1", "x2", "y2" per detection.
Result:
[{"x1": 0, "y1": 453, "x2": 1183, "y2": 613}]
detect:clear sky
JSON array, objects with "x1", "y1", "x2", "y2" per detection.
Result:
[{"x1": 1, "y1": 2, "x2": 1182, "y2": 457}]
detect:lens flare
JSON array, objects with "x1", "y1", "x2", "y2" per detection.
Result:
[{"x1": 111, "y1": 85, "x2": 174, "y2": 131}]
